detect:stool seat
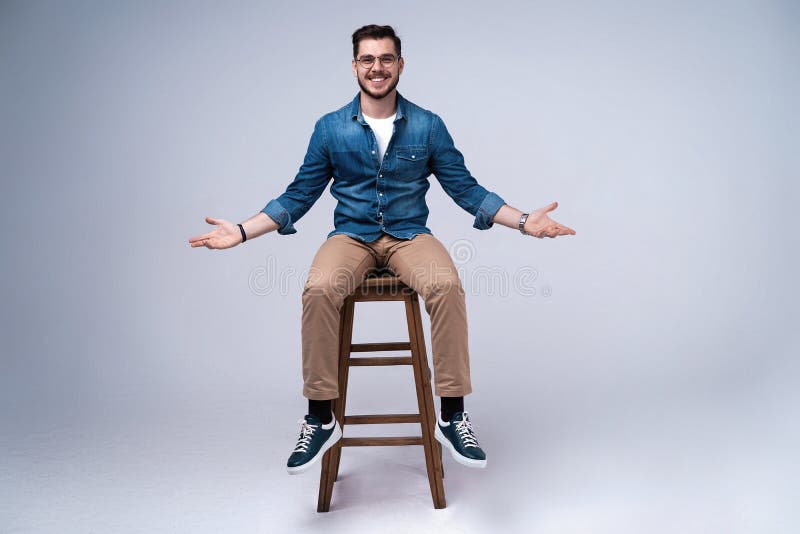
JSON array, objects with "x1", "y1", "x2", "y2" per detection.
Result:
[
  {"x1": 364, "y1": 266, "x2": 395, "y2": 277},
  {"x1": 316, "y1": 270, "x2": 446, "y2": 511}
]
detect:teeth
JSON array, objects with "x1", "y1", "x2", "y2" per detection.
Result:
[{"x1": 371, "y1": 78, "x2": 385, "y2": 81}]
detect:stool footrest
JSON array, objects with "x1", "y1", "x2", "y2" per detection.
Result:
[
  {"x1": 344, "y1": 413, "x2": 422, "y2": 425},
  {"x1": 340, "y1": 436, "x2": 424, "y2": 447},
  {"x1": 350, "y1": 342, "x2": 412, "y2": 352},
  {"x1": 348, "y1": 356, "x2": 412, "y2": 366}
]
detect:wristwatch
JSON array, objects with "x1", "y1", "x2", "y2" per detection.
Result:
[{"x1": 518, "y1": 213, "x2": 529, "y2": 235}]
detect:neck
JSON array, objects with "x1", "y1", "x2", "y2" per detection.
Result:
[{"x1": 360, "y1": 90, "x2": 397, "y2": 119}]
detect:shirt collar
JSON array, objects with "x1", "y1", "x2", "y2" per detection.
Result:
[{"x1": 350, "y1": 91, "x2": 406, "y2": 125}]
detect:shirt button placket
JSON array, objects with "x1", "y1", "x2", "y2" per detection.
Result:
[{"x1": 377, "y1": 170, "x2": 385, "y2": 229}]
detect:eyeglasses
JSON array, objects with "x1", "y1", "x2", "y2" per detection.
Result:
[{"x1": 355, "y1": 54, "x2": 399, "y2": 69}]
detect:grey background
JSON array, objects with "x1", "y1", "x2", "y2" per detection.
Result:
[{"x1": 1, "y1": 0, "x2": 798, "y2": 532}]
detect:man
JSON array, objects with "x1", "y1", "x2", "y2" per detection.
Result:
[{"x1": 189, "y1": 25, "x2": 575, "y2": 475}]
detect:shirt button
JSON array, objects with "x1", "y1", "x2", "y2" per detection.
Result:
[
  {"x1": 379, "y1": 192, "x2": 383, "y2": 196},
  {"x1": 372, "y1": 150, "x2": 376, "y2": 154},
  {"x1": 379, "y1": 174, "x2": 383, "y2": 177},
  {"x1": 411, "y1": 155, "x2": 415, "y2": 159}
]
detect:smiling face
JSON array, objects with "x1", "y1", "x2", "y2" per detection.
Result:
[{"x1": 351, "y1": 37, "x2": 404, "y2": 100}]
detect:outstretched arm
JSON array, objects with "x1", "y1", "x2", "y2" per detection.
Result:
[
  {"x1": 188, "y1": 212, "x2": 279, "y2": 249},
  {"x1": 492, "y1": 201, "x2": 576, "y2": 238}
]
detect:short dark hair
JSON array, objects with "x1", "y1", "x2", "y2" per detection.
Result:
[{"x1": 351, "y1": 24, "x2": 401, "y2": 58}]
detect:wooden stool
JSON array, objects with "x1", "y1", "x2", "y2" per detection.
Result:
[{"x1": 316, "y1": 268, "x2": 446, "y2": 511}]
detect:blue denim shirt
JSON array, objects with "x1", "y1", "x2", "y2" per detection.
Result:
[{"x1": 262, "y1": 92, "x2": 506, "y2": 242}]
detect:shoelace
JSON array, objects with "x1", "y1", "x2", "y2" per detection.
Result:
[
  {"x1": 292, "y1": 418, "x2": 317, "y2": 453},
  {"x1": 454, "y1": 411, "x2": 480, "y2": 448}
]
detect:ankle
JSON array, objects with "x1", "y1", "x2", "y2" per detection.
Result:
[
  {"x1": 440, "y1": 395, "x2": 464, "y2": 422},
  {"x1": 308, "y1": 398, "x2": 334, "y2": 424}
]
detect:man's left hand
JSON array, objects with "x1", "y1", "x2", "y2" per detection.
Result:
[{"x1": 524, "y1": 201, "x2": 576, "y2": 238}]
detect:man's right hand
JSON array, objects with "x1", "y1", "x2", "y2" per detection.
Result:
[{"x1": 188, "y1": 217, "x2": 242, "y2": 249}]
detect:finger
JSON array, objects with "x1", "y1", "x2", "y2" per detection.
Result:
[
  {"x1": 544, "y1": 201, "x2": 558, "y2": 213},
  {"x1": 205, "y1": 216, "x2": 222, "y2": 225},
  {"x1": 546, "y1": 219, "x2": 576, "y2": 236},
  {"x1": 546, "y1": 224, "x2": 563, "y2": 238},
  {"x1": 189, "y1": 232, "x2": 214, "y2": 243},
  {"x1": 550, "y1": 229, "x2": 575, "y2": 237},
  {"x1": 554, "y1": 223, "x2": 575, "y2": 235}
]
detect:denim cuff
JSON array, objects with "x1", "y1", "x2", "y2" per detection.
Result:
[
  {"x1": 473, "y1": 191, "x2": 506, "y2": 230},
  {"x1": 261, "y1": 199, "x2": 296, "y2": 235}
]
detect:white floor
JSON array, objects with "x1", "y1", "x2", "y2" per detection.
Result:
[{"x1": 2, "y1": 372, "x2": 797, "y2": 534}]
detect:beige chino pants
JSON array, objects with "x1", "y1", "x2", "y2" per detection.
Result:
[{"x1": 301, "y1": 232, "x2": 472, "y2": 400}]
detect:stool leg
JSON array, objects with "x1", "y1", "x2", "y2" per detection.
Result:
[
  {"x1": 427, "y1": 363, "x2": 444, "y2": 480},
  {"x1": 317, "y1": 297, "x2": 355, "y2": 513},
  {"x1": 405, "y1": 293, "x2": 446, "y2": 509},
  {"x1": 330, "y1": 301, "x2": 354, "y2": 482},
  {"x1": 440, "y1": 443, "x2": 444, "y2": 479}
]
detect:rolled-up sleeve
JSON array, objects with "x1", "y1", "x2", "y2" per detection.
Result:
[
  {"x1": 262, "y1": 198, "x2": 295, "y2": 235},
  {"x1": 473, "y1": 191, "x2": 506, "y2": 230},
  {"x1": 261, "y1": 118, "x2": 332, "y2": 235},
  {"x1": 429, "y1": 114, "x2": 506, "y2": 230}
]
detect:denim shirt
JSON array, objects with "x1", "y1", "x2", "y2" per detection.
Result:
[{"x1": 262, "y1": 92, "x2": 506, "y2": 242}]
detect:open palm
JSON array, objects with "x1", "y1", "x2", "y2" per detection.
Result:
[
  {"x1": 524, "y1": 202, "x2": 576, "y2": 238},
  {"x1": 188, "y1": 217, "x2": 241, "y2": 249}
]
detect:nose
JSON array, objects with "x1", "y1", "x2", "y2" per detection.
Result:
[{"x1": 369, "y1": 60, "x2": 388, "y2": 73}]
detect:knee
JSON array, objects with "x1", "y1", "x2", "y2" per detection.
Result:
[
  {"x1": 302, "y1": 280, "x2": 340, "y2": 307},
  {"x1": 421, "y1": 275, "x2": 464, "y2": 302},
  {"x1": 302, "y1": 268, "x2": 359, "y2": 306}
]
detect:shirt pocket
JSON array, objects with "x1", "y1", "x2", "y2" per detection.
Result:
[{"x1": 395, "y1": 145, "x2": 428, "y2": 180}]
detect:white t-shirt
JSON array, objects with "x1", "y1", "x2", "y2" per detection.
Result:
[{"x1": 363, "y1": 112, "x2": 396, "y2": 164}]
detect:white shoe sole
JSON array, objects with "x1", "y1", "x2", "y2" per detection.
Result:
[
  {"x1": 434, "y1": 424, "x2": 487, "y2": 469},
  {"x1": 286, "y1": 420, "x2": 342, "y2": 475}
]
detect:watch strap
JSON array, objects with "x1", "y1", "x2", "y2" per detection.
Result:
[{"x1": 518, "y1": 213, "x2": 529, "y2": 235}]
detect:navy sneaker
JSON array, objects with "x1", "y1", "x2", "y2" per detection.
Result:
[
  {"x1": 286, "y1": 412, "x2": 342, "y2": 475},
  {"x1": 434, "y1": 410, "x2": 487, "y2": 468}
]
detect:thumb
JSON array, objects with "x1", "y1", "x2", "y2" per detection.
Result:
[
  {"x1": 205, "y1": 216, "x2": 222, "y2": 225},
  {"x1": 545, "y1": 201, "x2": 558, "y2": 212}
]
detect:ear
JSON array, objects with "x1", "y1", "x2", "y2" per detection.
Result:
[
  {"x1": 352, "y1": 58, "x2": 357, "y2": 77},
  {"x1": 398, "y1": 56, "x2": 404, "y2": 75}
]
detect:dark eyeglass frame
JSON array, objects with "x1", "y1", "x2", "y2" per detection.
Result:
[{"x1": 355, "y1": 54, "x2": 400, "y2": 69}]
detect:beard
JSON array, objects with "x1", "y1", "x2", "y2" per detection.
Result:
[{"x1": 357, "y1": 72, "x2": 400, "y2": 100}]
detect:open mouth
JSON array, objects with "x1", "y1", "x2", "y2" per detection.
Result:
[{"x1": 368, "y1": 76, "x2": 389, "y2": 86}]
